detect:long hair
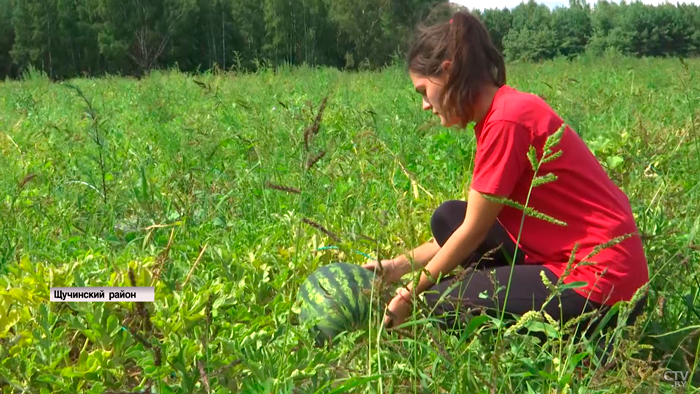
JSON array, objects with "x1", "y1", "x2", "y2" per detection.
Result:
[{"x1": 408, "y1": 8, "x2": 506, "y2": 126}]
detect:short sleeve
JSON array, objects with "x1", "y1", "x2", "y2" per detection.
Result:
[{"x1": 470, "y1": 120, "x2": 532, "y2": 198}]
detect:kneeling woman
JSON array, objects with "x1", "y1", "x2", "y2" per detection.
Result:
[{"x1": 363, "y1": 10, "x2": 649, "y2": 338}]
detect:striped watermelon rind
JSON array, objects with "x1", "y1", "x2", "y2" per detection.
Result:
[{"x1": 297, "y1": 262, "x2": 378, "y2": 342}]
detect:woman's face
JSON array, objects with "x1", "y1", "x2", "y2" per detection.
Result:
[{"x1": 410, "y1": 68, "x2": 459, "y2": 127}]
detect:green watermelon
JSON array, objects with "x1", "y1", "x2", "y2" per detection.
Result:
[{"x1": 297, "y1": 262, "x2": 378, "y2": 342}]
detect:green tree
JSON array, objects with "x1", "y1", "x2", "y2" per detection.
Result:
[
  {"x1": 1, "y1": 0, "x2": 699, "y2": 79},
  {"x1": 228, "y1": 0, "x2": 267, "y2": 69},
  {"x1": 551, "y1": 0, "x2": 592, "y2": 58},
  {"x1": 324, "y1": 0, "x2": 440, "y2": 69},
  {"x1": 588, "y1": 0, "x2": 629, "y2": 55},
  {"x1": 0, "y1": 0, "x2": 15, "y2": 79},
  {"x1": 479, "y1": 8, "x2": 513, "y2": 54},
  {"x1": 10, "y1": 0, "x2": 61, "y2": 78},
  {"x1": 93, "y1": 0, "x2": 197, "y2": 75},
  {"x1": 675, "y1": 3, "x2": 700, "y2": 56},
  {"x1": 503, "y1": 0, "x2": 559, "y2": 61}
]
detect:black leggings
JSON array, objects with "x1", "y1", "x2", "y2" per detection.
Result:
[{"x1": 422, "y1": 200, "x2": 647, "y2": 343}]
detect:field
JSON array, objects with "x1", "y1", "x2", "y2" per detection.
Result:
[{"x1": 0, "y1": 53, "x2": 699, "y2": 393}]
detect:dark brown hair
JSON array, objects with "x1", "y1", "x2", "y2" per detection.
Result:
[{"x1": 408, "y1": 8, "x2": 506, "y2": 126}]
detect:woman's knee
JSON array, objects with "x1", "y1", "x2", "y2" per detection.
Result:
[{"x1": 430, "y1": 200, "x2": 467, "y2": 246}]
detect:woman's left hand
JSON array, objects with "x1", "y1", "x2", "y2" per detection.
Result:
[{"x1": 384, "y1": 288, "x2": 413, "y2": 328}]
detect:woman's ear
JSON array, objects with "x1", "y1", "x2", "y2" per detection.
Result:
[{"x1": 441, "y1": 60, "x2": 452, "y2": 73}]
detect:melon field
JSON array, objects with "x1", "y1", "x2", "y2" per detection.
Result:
[{"x1": 0, "y1": 53, "x2": 699, "y2": 393}]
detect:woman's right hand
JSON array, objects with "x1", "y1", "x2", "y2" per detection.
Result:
[{"x1": 362, "y1": 259, "x2": 408, "y2": 283}]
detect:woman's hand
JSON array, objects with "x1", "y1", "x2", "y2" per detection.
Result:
[
  {"x1": 361, "y1": 241, "x2": 441, "y2": 284},
  {"x1": 384, "y1": 287, "x2": 413, "y2": 328},
  {"x1": 361, "y1": 259, "x2": 408, "y2": 283}
]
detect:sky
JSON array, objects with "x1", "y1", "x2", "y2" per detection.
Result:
[{"x1": 454, "y1": 0, "x2": 700, "y2": 10}]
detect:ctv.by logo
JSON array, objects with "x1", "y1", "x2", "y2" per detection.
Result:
[{"x1": 663, "y1": 370, "x2": 689, "y2": 387}]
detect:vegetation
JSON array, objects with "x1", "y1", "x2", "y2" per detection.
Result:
[
  {"x1": 0, "y1": 50, "x2": 699, "y2": 392},
  {"x1": 1, "y1": 0, "x2": 700, "y2": 80}
]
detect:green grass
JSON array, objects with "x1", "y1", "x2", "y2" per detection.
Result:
[{"x1": 0, "y1": 52, "x2": 699, "y2": 393}]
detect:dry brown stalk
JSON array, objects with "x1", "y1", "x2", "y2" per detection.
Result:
[
  {"x1": 264, "y1": 181, "x2": 301, "y2": 194},
  {"x1": 150, "y1": 227, "x2": 176, "y2": 286},
  {"x1": 304, "y1": 96, "x2": 328, "y2": 151},
  {"x1": 302, "y1": 218, "x2": 341, "y2": 242},
  {"x1": 18, "y1": 173, "x2": 36, "y2": 190},
  {"x1": 306, "y1": 150, "x2": 326, "y2": 170},
  {"x1": 197, "y1": 360, "x2": 211, "y2": 393},
  {"x1": 182, "y1": 243, "x2": 209, "y2": 288}
]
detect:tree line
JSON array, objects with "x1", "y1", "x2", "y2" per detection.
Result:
[
  {"x1": 0, "y1": 0, "x2": 699, "y2": 81},
  {"x1": 479, "y1": 0, "x2": 700, "y2": 62}
]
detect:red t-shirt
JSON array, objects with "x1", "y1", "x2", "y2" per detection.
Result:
[{"x1": 471, "y1": 85, "x2": 648, "y2": 306}]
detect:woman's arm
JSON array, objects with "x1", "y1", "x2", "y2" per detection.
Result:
[
  {"x1": 390, "y1": 239, "x2": 441, "y2": 276},
  {"x1": 407, "y1": 189, "x2": 503, "y2": 295},
  {"x1": 363, "y1": 238, "x2": 441, "y2": 283}
]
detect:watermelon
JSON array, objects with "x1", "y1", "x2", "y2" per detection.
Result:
[{"x1": 297, "y1": 262, "x2": 379, "y2": 342}]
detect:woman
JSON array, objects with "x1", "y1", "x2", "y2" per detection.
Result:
[{"x1": 363, "y1": 10, "x2": 649, "y2": 339}]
